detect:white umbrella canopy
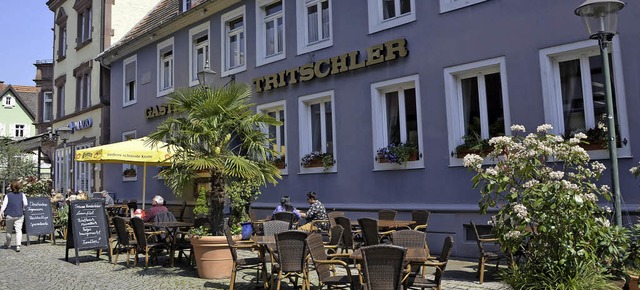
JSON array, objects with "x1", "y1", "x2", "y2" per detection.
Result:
[{"x1": 75, "y1": 137, "x2": 174, "y2": 209}]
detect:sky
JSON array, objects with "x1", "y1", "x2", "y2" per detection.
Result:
[{"x1": 0, "y1": 1, "x2": 53, "y2": 86}]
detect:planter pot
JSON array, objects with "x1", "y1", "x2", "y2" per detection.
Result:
[
  {"x1": 629, "y1": 274, "x2": 640, "y2": 290},
  {"x1": 191, "y1": 235, "x2": 238, "y2": 279},
  {"x1": 241, "y1": 222, "x2": 253, "y2": 240},
  {"x1": 304, "y1": 158, "x2": 325, "y2": 168},
  {"x1": 377, "y1": 152, "x2": 420, "y2": 163},
  {"x1": 455, "y1": 148, "x2": 493, "y2": 158}
]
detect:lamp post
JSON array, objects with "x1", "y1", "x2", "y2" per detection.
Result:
[
  {"x1": 56, "y1": 127, "x2": 72, "y2": 194},
  {"x1": 575, "y1": 0, "x2": 625, "y2": 226},
  {"x1": 197, "y1": 60, "x2": 216, "y2": 87}
]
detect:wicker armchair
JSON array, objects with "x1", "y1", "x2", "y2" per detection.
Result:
[
  {"x1": 130, "y1": 217, "x2": 169, "y2": 268},
  {"x1": 306, "y1": 233, "x2": 361, "y2": 290},
  {"x1": 324, "y1": 225, "x2": 344, "y2": 254},
  {"x1": 404, "y1": 235, "x2": 454, "y2": 290},
  {"x1": 378, "y1": 209, "x2": 398, "y2": 221},
  {"x1": 411, "y1": 210, "x2": 430, "y2": 231},
  {"x1": 328, "y1": 211, "x2": 345, "y2": 228},
  {"x1": 335, "y1": 216, "x2": 362, "y2": 253},
  {"x1": 263, "y1": 220, "x2": 291, "y2": 236},
  {"x1": 273, "y1": 211, "x2": 296, "y2": 229},
  {"x1": 271, "y1": 231, "x2": 310, "y2": 290},
  {"x1": 224, "y1": 223, "x2": 264, "y2": 289},
  {"x1": 361, "y1": 244, "x2": 407, "y2": 290},
  {"x1": 470, "y1": 220, "x2": 507, "y2": 283},
  {"x1": 112, "y1": 216, "x2": 137, "y2": 267},
  {"x1": 392, "y1": 230, "x2": 429, "y2": 276},
  {"x1": 358, "y1": 218, "x2": 394, "y2": 246}
]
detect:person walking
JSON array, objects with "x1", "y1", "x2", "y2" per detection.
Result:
[{"x1": 0, "y1": 181, "x2": 28, "y2": 252}]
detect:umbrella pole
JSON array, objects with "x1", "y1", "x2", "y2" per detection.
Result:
[{"x1": 142, "y1": 163, "x2": 147, "y2": 210}]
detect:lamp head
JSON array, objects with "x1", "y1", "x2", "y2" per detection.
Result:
[
  {"x1": 197, "y1": 60, "x2": 217, "y2": 87},
  {"x1": 575, "y1": 0, "x2": 625, "y2": 38},
  {"x1": 56, "y1": 126, "x2": 72, "y2": 141}
]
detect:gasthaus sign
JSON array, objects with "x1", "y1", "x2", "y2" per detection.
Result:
[{"x1": 252, "y1": 38, "x2": 408, "y2": 92}]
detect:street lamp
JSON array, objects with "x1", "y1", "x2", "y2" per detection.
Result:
[
  {"x1": 575, "y1": 0, "x2": 625, "y2": 226},
  {"x1": 56, "y1": 127, "x2": 72, "y2": 193},
  {"x1": 197, "y1": 60, "x2": 216, "y2": 87}
]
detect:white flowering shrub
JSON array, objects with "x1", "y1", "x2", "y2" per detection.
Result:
[{"x1": 465, "y1": 124, "x2": 625, "y2": 288}]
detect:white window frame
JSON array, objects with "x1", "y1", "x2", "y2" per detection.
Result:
[
  {"x1": 444, "y1": 57, "x2": 511, "y2": 166},
  {"x1": 182, "y1": 0, "x2": 192, "y2": 12},
  {"x1": 78, "y1": 72, "x2": 91, "y2": 110},
  {"x1": 256, "y1": 0, "x2": 285, "y2": 66},
  {"x1": 12, "y1": 124, "x2": 27, "y2": 139},
  {"x1": 74, "y1": 142, "x2": 94, "y2": 193},
  {"x1": 539, "y1": 37, "x2": 630, "y2": 159},
  {"x1": 123, "y1": 55, "x2": 137, "y2": 107},
  {"x1": 221, "y1": 6, "x2": 246, "y2": 77},
  {"x1": 189, "y1": 21, "x2": 210, "y2": 87},
  {"x1": 3, "y1": 94, "x2": 14, "y2": 108},
  {"x1": 299, "y1": 91, "x2": 337, "y2": 174},
  {"x1": 54, "y1": 146, "x2": 71, "y2": 192},
  {"x1": 157, "y1": 37, "x2": 174, "y2": 97},
  {"x1": 439, "y1": 0, "x2": 488, "y2": 13},
  {"x1": 371, "y1": 75, "x2": 424, "y2": 171},
  {"x1": 296, "y1": 0, "x2": 333, "y2": 55},
  {"x1": 43, "y1": 91, "x2": 53, "y2": 122},
  {"x1": 122, "y1": 130, "x2": 138, "y2": 181},
  {"x1": 367, "y1": 0, "x2": 416, "y2": 34},
  {"x1": 257, "y1": 100, "x2": 288, "y2": 175}
]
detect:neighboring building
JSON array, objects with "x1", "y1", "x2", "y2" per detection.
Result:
[
  {"x1": 97, "y1": 0, "x2": 640, "y2": 256},
  {"x1": 46, "y1": 0, "x2": 161, "y2": 193}
]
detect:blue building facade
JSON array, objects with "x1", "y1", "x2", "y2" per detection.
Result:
[{"x1": 98, "y1": 0, "x2": 640, "y2": 256}]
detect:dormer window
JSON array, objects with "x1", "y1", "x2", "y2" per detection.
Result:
[
  {"x1": 3, "y1": 95, "x2": 14, "y2": 108},
  {"x1": 182, "y1": 0, "x2": 192, "y2": 12}
]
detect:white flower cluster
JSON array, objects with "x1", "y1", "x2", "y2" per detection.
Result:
[
  {"x1": 629, "y1": 164, "x2": 640, "y2": 177},
  {"x1": 600, "y1": 184, "x2": 610, "y2": 193},
  {"x1": 522, "y1": 180, "x2": 539, "y2": 188},
  {"x1": 561, "y1": 180, "x2": 579, "y2": 191},
  {"x1": 602, "y1": 206, "x2": 612, "y2": 213},
  {"x1": 504, "y1": 230, "x2": 522, "y2": 240},
  {"x1": 582, "y1": 193, "x2": 597, "y2": 202},
  {"x1": 536, "y1": 124, "x2": 553, "y2": 133},
  {"x1": 463, "y1": 154, "x2": 484, "y2": 169},
  {"x1": 574, "y1": 195, "x2": 584, "y2": 205},
  {"x1": 595, "y1": 217, "x2": 611, "y2": 227},
  {"x1": 549, "y1": 171, "x2": 564, "y2": 180},
  {"x1": 597, "y1": 121, "x2": 608, "y2": 132},
  {"x1": 512, "y1": 203, "x2": 529, "y2": 220},
  {"x1": 568, "y1": 138, "x2": 580, "y2": 145},
  {"x1": 554, "y1": 135, "x2": 564, "y2": 143},
  {"x1": 510, "y1": 124, "x2": 526, "y2": 133},
  {"x1": 485, "y1": 167, "x2": 498, "y2": 176},
  {"x1": 488, "y1": 136, "x2": 512, "y2": 147},
  {"x1": 574, "y1": 132, "x2": 587, "y2": 140},
  {"x1": 591, "y1": 161, "x2": 606, "y2": 174}
]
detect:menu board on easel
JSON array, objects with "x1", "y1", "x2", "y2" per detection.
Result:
[
  {"x1": 24, "y1": 197, "x2": 55, "y2": 245},
  {"x1": 65, "y1": 200, "x2": 112, "y2": 265}
]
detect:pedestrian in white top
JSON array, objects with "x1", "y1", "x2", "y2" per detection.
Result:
[{"x1": 0, "y1": 180, "x2": 28, "y2": 252}]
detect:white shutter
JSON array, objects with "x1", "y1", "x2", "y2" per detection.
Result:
[
  {"x1": 24, "y1": 126, "x2": 31, "y2": 138},
  {"x1": 0, "y1": 123, "x2": 4, "y2": 136},
  {"x1": 9, "y1": 123, "x2": 14, "y2": 137}
]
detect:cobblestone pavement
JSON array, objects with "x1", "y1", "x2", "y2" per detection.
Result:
[{"x1": 0, "y1": 235, "x2": 511, "y2": 289}]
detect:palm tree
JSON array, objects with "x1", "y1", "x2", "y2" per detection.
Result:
[{"x1": 147, "y1": 83, "x2": 281, "y2": 235}]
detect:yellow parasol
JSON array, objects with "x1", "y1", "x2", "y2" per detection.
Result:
[{"x1": 75, "y1": 137, "x2": 174, "y2": 209}]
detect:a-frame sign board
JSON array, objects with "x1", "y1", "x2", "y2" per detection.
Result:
[
  {"x1": 65, "y1": 200, "x2": 112, "y2": 265},
  {"x1": 24, "y1": 197, "x2": 55, "y2": 245}
]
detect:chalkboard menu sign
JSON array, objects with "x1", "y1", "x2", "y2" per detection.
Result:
[
  {"x1": 65, "y1": 200, "x2": 111, "y2": 265},
  {"x1": 25, "y1": 197, "x2": 55, "y2": 245}
]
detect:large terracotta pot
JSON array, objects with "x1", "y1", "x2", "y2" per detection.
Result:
[
  {"x1": 629, "y1": 274, "x2": 640, "y2": 290},
  {"x1": 191, "y1": 235, "x2": 235, "y2": 279}
]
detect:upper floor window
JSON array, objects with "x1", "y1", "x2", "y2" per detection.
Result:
[
  {"x1": 371, "y1": 75, "x2": 423, "y2": 170},
  {"x1": 74, "y1": 61, "x2": 92, "y2": 111},
  {"x1": 181, "y1": 0, "x2": 192, "y2": 12},
  {"x1": 55, "y1": 75, "x2": 66, "y2": 118},
  {"x1": 299, "y1": 91, "x2": 336, "y2": 173},
  {"x1": 3, "y1": 95, "x2": 13, "y2": 108},
  {"x1": 439, "y1": 0, "x2": 488, "y2": 13},
  {"x1": 367, "y1": 0, "x2": 415, "y2": 33},
  {"x1": 257, "y1": 101, "x2": 287, "y2": 173},
  {"x1": 540, "y1": 38, "x2": 630, "y2": 158},
  {"x1": 74, "y1": 0, "x2": 92, "y2": 47},
  {"x1": 256, "y1": 0, "x2": 285, "y2": 66},
  {"x1": 221, "y1": 6, "x2": 246, "y2": 76},
  {"x1": 55, "y1": 8, "x2": 68, "y2": 60},
  {"x1": 123, "y1": 55, "x2": 137, "y2": 106},
  {"x1": 297, "y1": 0, "x2": 332, "y2": 55},
  {"x1": 157, "y1": 37, "x2": 174, "y2": 96},
  {"x1": 189, "y1": 22, "x2": 210, "y2": 86},
  {"x1": 444, "y1": 57, "x2": 510, "y2": 165},
  {"x1": 12, "y1": 124, "x2": 27, "y2": 139},
  {"x1": 43, "y1": 92, "x2": 53, "y2": 122}
]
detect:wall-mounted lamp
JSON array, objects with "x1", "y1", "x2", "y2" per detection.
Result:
[{"x1": 197, "y1": 60, "x2": 217, "y2": 87}]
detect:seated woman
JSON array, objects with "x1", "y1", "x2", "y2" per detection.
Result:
[{"x1": 273, "y1": 196, "x2": 302, "y2": 221}]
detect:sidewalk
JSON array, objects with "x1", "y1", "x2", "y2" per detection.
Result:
[{"x1": 0, "y1": 235, "x2": 511, "y2": 289}]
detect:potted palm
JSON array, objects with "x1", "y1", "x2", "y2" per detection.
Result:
[{"x1": 147, "y1": 83, "x2": 281, "y2": 279}]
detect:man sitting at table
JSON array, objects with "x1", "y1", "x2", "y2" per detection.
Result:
[
  {"x1": 298, "y1": 191, "x2": 328, "y2": 232},
  {"x1": 144, "y1": 195, "x2": 168, "y2": 222}
]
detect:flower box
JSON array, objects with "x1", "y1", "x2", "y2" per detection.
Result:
[
  {"x1": 123, "y1": 169, "x2": 137, "y2": 177},
  {"x1": 304, "y1": 158, "x2": 325, "y2": 168},
  {"x1": 271, "y1": 156, "x2": 286, "y2": 169},
  {"x1": 455, "y1": 147, "x2": 493, "y2": 158},
  {"x1": 378, "y1": 152, "x2": 420, "y2": 163}
]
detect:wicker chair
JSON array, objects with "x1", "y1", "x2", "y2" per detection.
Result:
[
  {"x1": 392, "y1": 230, "x2": 429, "y2": 276},
  {"x1": 130, "y1": 217, "x2": 170, "y2": 268},
  {"x1": 358, "y1": 217, "x2": 394, "y2": 246},
  {"x1": 328, "y1": 211, "x2": 346, "y2": 228},
  {"x1": 470, "y1": 220, "x2": 506, "y2": 283},
  {"x1": 263, "y1": 220, "x2": 291, "y2": 236},
  {"x1": 249, "y1": 208, "x2": 264, "y2": 235},
  {"x1": 306, "y1": 233, "x2": 360, "y2": 290},
  {"x1": 361, "y1": 244, "x2": 407, "y2": 290},
  {"x1": 112, "y1": 216, "x2": 137, "y2": 267},
  {"x1": 404, "y1": 235, "x2": 454, "y2": 290},
  {"x1": 224, "y1": 223, "x2": 264, "y2": 289},
  {"x1": 324, "y1": 225, "x2": 344, "y2": 254},
  {"x1": 273, "y1": 211, "x2": 296, "y2": 229},
  {"x1": 411, "y1": 210, "x2": 430, "y2": 231},
  {"x1": 378, "y1": 209, "x2": 398, "y2": 221},
  {"x1": 335, "y1": 216, "x2": 362, "y2": 253},
  {"x1": 271, "y1": 231, "x2": 310, "y2": 290}
]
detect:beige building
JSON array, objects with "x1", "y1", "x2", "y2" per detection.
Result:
[{"x1": 46, "y1": 0, "x2": 160, "y2": 193}]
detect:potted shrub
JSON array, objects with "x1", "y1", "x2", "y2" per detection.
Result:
[
  {"x1": 270, "y1": 155, "x2": 286, "y2": 169},
  {"x1": 147, "y1": 83, "x2": 281, "y2": 279},
  {"x1": 227, "y1": 179, "x2": 262, "y2": 240},
  {"x1": 376, "y1": 142, "x2": 419, "y2": 165},
  {"x1": 301, "y1": 151, "x2": 335, "y2": 171},
  {"x1": 123, "y1": 168, "x2": 137, "y2": 177},
  {"x1": 454, "y1": 133, "x2": 493, "y2": 158}
]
